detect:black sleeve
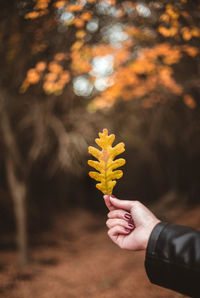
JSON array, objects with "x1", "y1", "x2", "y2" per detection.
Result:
[{"x1": 145, "y1": 222, "x2": 200, "y2": 297}]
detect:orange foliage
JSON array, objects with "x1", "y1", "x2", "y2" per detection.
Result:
[
  {"x1": 74, "y1": 18, "x2": 85, "y2": 28},
  {"x1": 93, "y1": 96, "x2": 115, "y2": 109},
  {"x1": 71, "y1": 40, "x2": 84, "y2": 51},
  {"x1": 192, "y1": 28, "x2": 200, "y2": 37},
  {"x1": 159, "y1": 66, "x2": 182, "y2": 95},
  {"x1": 163, "y1": 49, "x2": 181, "y2": 65},
  {"x1": 35, "y1": 61, "x2": 47, "y2": 72},
  {"x1": 25, "y1": 0, "x2": 50, "y2": 19},
  {"x1": 158, "y1": 26, "x2": 178, "y2": 37},
  {"x1": 182, "y1": 45, "x2": 199, "y2": 57},
  {"x1": 80, "y1": 11, "x2": 92, "y2": 21},
  {"x1": 20, "y1": 67, "x2": 41, "y2": 93},
  {"x1": 27, "y1": 69, "x2": 40, "y2": 84},
  {"x1": 91, "y1": 45, "x2": 114, "y2": 57},
  {"x1": 60, "y1": 71, "x2": 70, "y2": 83},
  {"x1": 34, "y1": 0, "x2": 49, "y2": 10},
  {"x1": 43, "y1": 68, "x2": 70, "y2": 95},
  {"x1": 54, "y1": 53, "x2": 68, "y2": 61},
  {"x1": 54, "y1": 1, "x2": 68, "y2": 8},
  {"x1": 22, "y1": 0, "x2": 199, "y2": 111},
  {"x1": 76, "y1": 30, "x2": 86, "y2": 39},
  {"x1": 181, "y1": 27, "x2": 192, "y2": 41},
  {"x1": 45, "y1": 72, "x2": 58, "y2": 82},
  {"x1": 31, "y1": 42, "x2": 48, "y2": 54},
  {"x1": 70, "y1": 47, "x2": 92, "y2": 74},
  {"x1": 89, "y1": 40, "x2": 187, "y2": 109},
  {"x1": 114, "y1": 49, "x2": 131, "y2": 67},
  {"x1": 183, "y1": 94, "x2": 196, "y2": 109},
  {"x1": 25, "y1": 11, "x2": 41, "y2": 19},
  {"x1": 129, "y1": 57, "x2": 155, "y2": 74},
  {"x1": 48, "y1": 62, "x2": 63, "y2": 74},
  {"x1": 67, "y1": 4, "x2": 83, "y2": 12},
  {"x1": 159, "y1": 4, "x2": 200, "y2": 41}
]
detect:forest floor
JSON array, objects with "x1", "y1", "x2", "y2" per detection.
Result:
[{"x1": 1, "y1": 195, "x2": 200, "y2": 298}]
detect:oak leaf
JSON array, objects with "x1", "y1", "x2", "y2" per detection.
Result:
[{"x1": 88, "y1": 129, "x2": 125, "y2": 195}]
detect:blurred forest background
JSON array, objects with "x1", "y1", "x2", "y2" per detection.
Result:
[{"x1": 0, "y1": 0, "x2": 200, "y2": 297}]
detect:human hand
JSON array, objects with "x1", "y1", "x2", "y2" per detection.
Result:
[{"x1": 104, "y1": 195, "x2": 160, "y2": 250}]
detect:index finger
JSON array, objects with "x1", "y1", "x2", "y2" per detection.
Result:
[{"x1": 103, "y1": 195, "x2": 116, "y2": 211}]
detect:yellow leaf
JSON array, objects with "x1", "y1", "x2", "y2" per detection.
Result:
[{"x1": 88, "y1": 129, "x2": 125, "y2": 195}]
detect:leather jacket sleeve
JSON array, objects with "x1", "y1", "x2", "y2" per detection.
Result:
[{"x1": 145, "y1": 222, "x2": 200, "y2": 297}]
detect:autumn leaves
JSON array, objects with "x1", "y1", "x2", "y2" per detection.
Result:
[{"x1": 22, "y1": 0, "x2": 200, "y2": 110}]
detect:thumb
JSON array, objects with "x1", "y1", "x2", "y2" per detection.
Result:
[
  {"x1": 103, "y1": 194, "x2": 116, "y2": 211},
  {"x1": 109, "y1": 196, "x2": 133, "y2": 211}
]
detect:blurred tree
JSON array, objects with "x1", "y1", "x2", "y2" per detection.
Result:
[
  {"x1": 0, "y1": 0, "x2": 199, "y2": 266},
  {"x1": 22, "y1": 0, "x2": 199, "y2": 109},
  {"x1": 0, "y1": 0, "x2": 97, "y2": 265}
]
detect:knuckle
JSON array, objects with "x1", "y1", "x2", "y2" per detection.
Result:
[
  {"x1": 107, "y1": 212, "x2": 113, "y2": 218},
  {"x1": 108, "y1": 209, "x2": 124, "y2": 219},
  {"x1": 107, "y1": 230, "x2": 112, "y2": 237},
  {"x1": 133, "y1": 200, "x2": 141, "y2": 208},
  {"x1": 116, "y1": 209, "x2": 123, "y2": 217},
  {"x1": 106, "y1": 219, "x2": 110, "y2": 227}
]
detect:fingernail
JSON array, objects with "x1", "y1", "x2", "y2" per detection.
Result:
[
  {"x1": 110, "y1": 195, "x2": 116, "y2": 198},
  {"x1": 128, "y1": 223, "x2": 134, "y2": 228},
  {"x1": 124, "y1": 213, "x2": 132, "y2": 220},
  {"x1": 125, "y1": 228, "x2": 130, "y2": 232}
]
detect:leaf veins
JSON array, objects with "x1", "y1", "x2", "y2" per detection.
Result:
[{"x1": 88, "y1": 128, "x2": 126, "y2": 195}]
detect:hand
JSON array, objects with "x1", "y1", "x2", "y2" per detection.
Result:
[{"x1": 104, "y1": 195, "x2": 160, "y2": 251}]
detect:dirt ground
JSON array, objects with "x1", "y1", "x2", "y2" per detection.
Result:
[{"x1": 1, "y1": 198, "x2": 200, "y2": 298}]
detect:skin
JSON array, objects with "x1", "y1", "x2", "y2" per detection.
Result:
[{"x1": 104, "y1": 195, "x2": 160, "y2": 250}]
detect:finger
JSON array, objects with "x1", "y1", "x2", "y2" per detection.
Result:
[
  {"x1": 109, "y1": 196, "x2": 135, "y2": 211},
  {"x1": 106, "y1": 218, "x2": 135, "y2": 229},
  {"x1": 103, "y1": 194, "x2": 116, "y2": 211},
  {"x1": 108, "y1": 209, "x2": 132, "y2": 221},
  {"x1": 108, "y1": 225, "x2": 130, "y2": 240}
]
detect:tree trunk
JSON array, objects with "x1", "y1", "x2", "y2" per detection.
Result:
[
  {"x1": 0, "y1": 93, "x2": 29, "y2": 266},
  {"x1": 5, "y1": 155, "x2": 29, "y2": 266}
]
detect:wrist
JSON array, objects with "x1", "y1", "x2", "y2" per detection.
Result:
[{"x1": 144, "y1": 219, "x2": 161, "y2": 249}]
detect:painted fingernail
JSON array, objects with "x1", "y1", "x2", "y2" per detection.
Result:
[
  {"x1": 124, "y1": 213, "x2": 132, "y2": 220},
  {"x1": 110, "y1": 195, "x2": 116, "y2": 198},
  {"x1": 128, "y1": 223, "x2": 134, "y2": 228}
]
